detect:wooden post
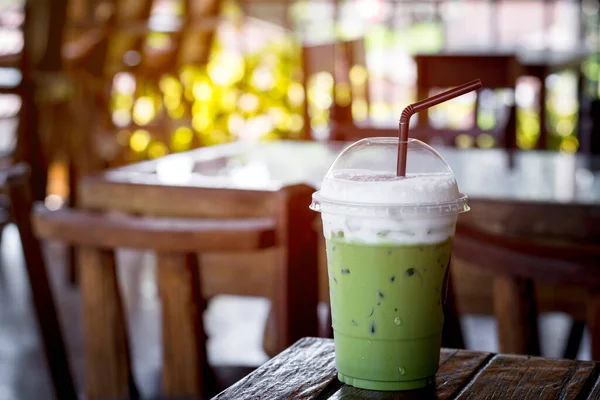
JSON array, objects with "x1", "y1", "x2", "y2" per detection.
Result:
[
  {"x1": 79, "y1": 247, "x2": 135, "y2": 399},
  {"x1": 273, "y1": 184, "x2": 319, "y2": 354},
  {"x1": 588, "y1": 288, "x2": 600, "y2": 361},
  {"x1": 442, "y1": 261, "x2": 465, "y2": 349},
  {"x1": 5, "y1": 165, "x2": 77, "y2": 400},
  {"x1": 157, "y1": 252, "x2": 212, "y2": 397},
  {"x1": 493, "y1": 274, "x2": 540, "y2": 356}
]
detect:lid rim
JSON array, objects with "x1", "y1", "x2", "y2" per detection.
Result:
[{"x1": 311, "y1": 190, "x2": 469, "y2": 209}]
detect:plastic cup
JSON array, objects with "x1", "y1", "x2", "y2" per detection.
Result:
[{"x1": 310, "y1": 137, "x2": 469, "y2": 391}]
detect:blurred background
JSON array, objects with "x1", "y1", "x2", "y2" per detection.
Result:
[{"x1": 2, "y1": 0, "x2": 600, "y2": 399}]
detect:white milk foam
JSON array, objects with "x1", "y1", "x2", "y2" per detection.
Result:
[{"x1": 320, "y1": 169, "x2": 460, "y2": 245}]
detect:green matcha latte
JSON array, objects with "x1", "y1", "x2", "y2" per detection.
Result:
[{"x1": 310, "y1": 138, "x2": 469, "y2": 391}]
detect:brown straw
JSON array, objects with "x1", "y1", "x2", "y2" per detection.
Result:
[{"x1": 397, "y1": 79, "x2": 483, "y2": 176}]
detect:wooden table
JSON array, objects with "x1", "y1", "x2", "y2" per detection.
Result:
[
  {"x1": 415, "y1": 48, "x2": 590, "y2": 149},
  {"x1": 213, "y1": 337, "x2": 600, "y2": 399},
  {"x1": 80, "y1": 140, "x2": 600, "y2": 242}
]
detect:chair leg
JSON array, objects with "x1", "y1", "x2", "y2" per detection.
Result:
[
  {"x1": 273, "y1": 185, "x2": 319, "y2": 354},
  {"x1": 493, "y1": 274, "x2": 540, "y2": 356},
  {"x1": 157, "y1": 252, "x2": 213, "y2": 397},
  {"x1": 588, "y1": 288, "x2": 600, "y2": 361},
  {"x1": 66, "y1": 245, "x2": 78, "y2": 285},
  {"x1": 6, "y1": 165, "x2": 77, "y2": 400},
  {"x1": 262, "y1": 309, "x2": 278, "y2": 358},
  {"x1": 562, "y1": 320, "x2": 585, "y2": 360},
  {"x1": 442, "y1": 266, "x2": 465, "y2": 349},
  {"x1": 65, "y1": 161, "x2": 78, "y2": 286}
]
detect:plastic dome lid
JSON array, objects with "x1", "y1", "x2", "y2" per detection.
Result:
[{"x1": 310, "y1": 137, "x2": 469, "y2": 217}]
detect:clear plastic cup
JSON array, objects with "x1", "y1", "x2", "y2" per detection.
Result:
[{"x1": 310, "y1": 137, "x2": 469, "y2": 391}]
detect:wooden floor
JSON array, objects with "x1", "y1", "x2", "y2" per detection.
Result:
[{"x1": 0, "y1": 224, "x2": 591, "y2": 399}]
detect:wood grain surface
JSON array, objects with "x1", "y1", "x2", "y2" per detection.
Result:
[{"x1": 213, "y1": 338, "x2": 600, "y2": 400}]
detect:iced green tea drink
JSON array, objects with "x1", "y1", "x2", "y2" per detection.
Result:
[{"x1": 310, "y1": 138, "x2": 469, "y2": 391}]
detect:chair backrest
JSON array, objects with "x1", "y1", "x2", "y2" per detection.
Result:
[
  {"x1": 452, "y1": 221, "x2": 600, "y2": 358},
  {"x1": 301, "y1": 39, "x2": 368, "y2": 140},
  {"x1": 33, "y1": 207, "x2": 277, "y2": 252},
  {"x1": 415, "y1": 54, "x2": 521, "y2": 90},
  {"x1": 454, "y1": 222, "x2": 600, "y2": 287},
  {"x1": 329, "y1": 123, "x2": 490, "y2": 149},
  {"x1": 414, "y1": 53, "x2": 521, "y2": 149},
  {"x1": 32, "y1": 200, "x2": 276, "y2": 398}
]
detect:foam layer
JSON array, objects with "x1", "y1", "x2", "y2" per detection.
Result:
[
  {"x1": 320, "y1": 169, "x2": 460, "y2": 205},
  {"x1": 319, "y1": 169, "x2": 460, "y2": 245}
]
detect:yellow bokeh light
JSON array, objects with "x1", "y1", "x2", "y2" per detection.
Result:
[
  {"x1": 312, "y1": 72, "x2": 334, "y2": 89},
  {"x1": 560, "y1": 136, "x2": 579, "y2": 153},
  {"x1": 268, "y1": 107, "x2": 289, "y2": 130},
  {"x1": 476, "y1": 133, "x2": 495, "y2": 148},
  {"x1": 310, "y1": 111, "x2": 329, "y2": 128},
  {"x1": 352, "y1": 99, "x2": 368, "y2": 121},
  {"x1": 370, "y1": 102, "x2": 390, "y2": 121},
  {"x1": 251, "y1": 66, "x2": 275, "y2": 91},
  {"x1": 164, "y1": 94, "x2": 181, "y2": 110},
  {"x1": 221, "y1": 89, "x2": 238, "y2": 112},
  {"x1": 290, "y1": 114, "x2": 304, "y2": 132},
  {"x1": 132, "y1": 96, "x2": 155, "y2": 126},
  {"x1": 349, "y1": 65, "x2": 368, "y2": 85},
  {"x1": 192, "y1": 101, "x2": 207, "y2": 117},
  {"x1": 335, "y1": 82, "x2": 352, "y2": 107},
  {"x1": 192, "y1": 114, "x2": 211, "y2": 132},
  {"x1": 556, "y1": 119, "x2": 574, "y2": 137},
  {"x1": 228, "y1": 113, "x2": 245, "y2": 135},
  {"x1": 112, "y1": 94, "x2": 134, "y2": 111},
  {"x1": 130, "y1": 129, "x2": 151, "y2": 152},
  {"x1": 148, "y1": 141, "x2": 168, "y2": 159},
  {"x1": 167, "y1": 104, "x2": 185, "y2": 119},
  {"x1": 287, "y1": 82, "x2": 305, "y2": 106},
  {"x1": 112, "y1": 110, "x2": 131, "y2": 127},
  {"x1": 477, "y1": 112, "x2": 495, "y2": 131},
  {"x1": 146, "y1": 32, "x2": 171, "y2": 50},
  {"x1": 207, "y1": 52, "x2": 245, "y2": 86},
  {"x1": 455, "y1": 134, "x2": 475, "y2": 148},
  {"x1": 171, "y1": 126, "x2": 194, "y2": 152},
  {"x1": 193, "y1": 81, "x2": 213, "y2": 102},
  {"x1": 159, "y1": 75, "x2": 182, "y2": 96},
  {"x1": 180, "y1": 65, "x2": 200, "y2": 86},
  {"x1": 517, "y1": 136, "x2": 538, "y2": 150},
  {"x1": 238, "y1": 93, "x2": 260, "y2": 113}
]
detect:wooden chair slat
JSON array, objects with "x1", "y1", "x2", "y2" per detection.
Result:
[
  {"x1": 454, "y1": 223, "x2": 600, "y2": 286},
  {"x1": 588, "y1": 290, "x2": 600, "y2": 361},
  {"x1": 493, "y1": 275, "x2": 540, "y2": 356},
  {"x1": 33, "y1": 207, "x2": 277, "y2": 252},
  {"x1": 157, "y1": 252, "x2": 211, "y2": 396},
  {"x1": 79, "y1": 247, "x2": 134, "y2": 399}
]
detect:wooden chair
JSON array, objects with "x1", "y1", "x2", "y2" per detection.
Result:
[
  {"x1": 32, "y1": 182, "x2": 319, "y2": 399},
  {"x1": 453, "y1": 221, "x2": 600, "y2": 359},
  {"x1": 0, "y1": 0, "x2": 70, "y2": 202},
  {"x1": 1, "y1": 164, "x2": 77, "y2": 400},
  {"x1": 301, "y1": 39, "x2": 368, "y2": 140},
  {"x1": 415, "y1": 53, "x2": 521, "y2": 149}
]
